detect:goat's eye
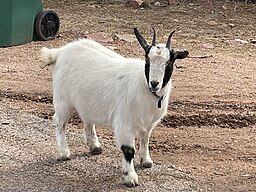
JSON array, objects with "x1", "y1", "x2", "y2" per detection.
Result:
[{"x1": 166, "y1": 60, "x2": 171, "y2": 66}]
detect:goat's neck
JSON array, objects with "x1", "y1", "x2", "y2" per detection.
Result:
[
  {"x1": 153, "y1": 81, "x2": 171, "y2": 108},
  {"x1": 141, "y1": 74, "x2": 171, "y2": 109}
]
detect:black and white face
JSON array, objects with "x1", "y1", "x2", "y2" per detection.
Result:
[
  {"x1": 134, "y1": 28, "x2": 189, "y2": 93},
  {"x1": 146, "y1": 45, "x2": 171, "y2": 92}
]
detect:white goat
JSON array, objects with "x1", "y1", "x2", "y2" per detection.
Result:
[{"x1": 40, "y1": 28, "x2": 189, "y2": 187}]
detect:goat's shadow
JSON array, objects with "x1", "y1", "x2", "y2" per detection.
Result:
[{"x1": 2, "y1": 154, "x2": 131, "y2": 191}]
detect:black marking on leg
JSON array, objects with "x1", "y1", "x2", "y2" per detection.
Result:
[{"x1": 121, "y1": 145, "x2": 135, "y2": 163}]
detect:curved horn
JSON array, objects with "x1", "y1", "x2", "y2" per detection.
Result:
[
  {"x1": 152, "y1": 28, "x2": 156, "y2": 46},
  {"x1": 134, "y1": 28, "x2": 149, "y2": 52},
  {"x1": 166, "y1": 30, "x2": 176, "y2": 49}
]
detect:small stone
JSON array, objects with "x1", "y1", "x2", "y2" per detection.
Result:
[
  {"x1": 125, "y1": 0, "x2": 145, "y2": 8},
  {"x1": 106, "y1": 46, "x2": 118, "y2": 51},
  {"x1": 87, "y1": 32, "x2": 113, "y2": 43},
  {"x1": 222, "y1": 5, "x2": 227, "y2": 10},
  {"x1": 168, "y1": 0, "x2": 176, "y2": 5},
  {"x1": 112, "y1": 33, "x2": 136, "y2": 43},
  {"x1": 57, "y1": 33, "x2": 63, "y2": 38},
  {"x1": 228, "y1": 23, "x2": 235, "y2": 28},
  {"x1": 250, "y1": 39, "x2": 256, "y2": 44},
  {"x1": 154, "y1": 1, "x2": 160, "y2": 6},
  {"x1": 234, "y1": 39, "x2": 248, "y2": 44},
  {"x1": 227, "y1": 39, "x2": 249, "y2": 45},
  {"x1": 201, "y1": 43, "x2": 214, "y2": 49},
  {"x1": 207, "y1": 20, "x2": 218, "y2": 26}
]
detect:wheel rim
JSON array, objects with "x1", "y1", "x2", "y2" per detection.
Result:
[{"x1": 35, "y1": 11, "x2": 60, "y2": 41}]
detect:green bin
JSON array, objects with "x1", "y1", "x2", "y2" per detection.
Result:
[{"x1": 0, "y1": 0, "x2": 42, "y2": 47}]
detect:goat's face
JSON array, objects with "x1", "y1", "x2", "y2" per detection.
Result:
[
  {"x1": 146, "y1": 45, "x2": 170, "y2": 92},
  {"x1": 134, "y1": 28, "x2": 189, "y2": 93}
]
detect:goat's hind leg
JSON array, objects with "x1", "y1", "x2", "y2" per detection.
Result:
[
  {"x1": 53, "y1": 102, "x2": 73, "y2": 161},
  {"x1": 84, "y1": 123, "x2": 102, "y2": 155}
]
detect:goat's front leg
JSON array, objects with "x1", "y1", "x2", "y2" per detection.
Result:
[
  {"x1": 139, "y1": 129, "x2": 153, "y2": 168},
  {"x1": 115, "y1": 128, "x2": 138, "y2": 187},
  {"x1": 121, "y1": 145, "x2": 138, "y2": 187},
  {"x1": 84, "y1": 123, "x2": 102, "y2": 155}
]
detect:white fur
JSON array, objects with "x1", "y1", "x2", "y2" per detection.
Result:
[
  {"x1": 148, "y1": 45, "x2": 171, "y2": 92},
  {"x1": 40, "y1": 39, "x2": 172, "y2": 186}
]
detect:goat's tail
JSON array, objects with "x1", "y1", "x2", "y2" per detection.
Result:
[{"x1": 39, "y1": 47, "x2": 60, "y2": 69}]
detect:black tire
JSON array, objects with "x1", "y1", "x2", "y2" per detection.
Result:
[{"x1": 35, "y1": 10, "x2": 60, "y2": 41}]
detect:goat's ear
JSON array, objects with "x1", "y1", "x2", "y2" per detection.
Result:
[
  {"x1": 134, "y1": 28, "x2": 150, "y2": 52},
  {"x1": 174, "y1": 51, "x2": 189, "y2": 59}
]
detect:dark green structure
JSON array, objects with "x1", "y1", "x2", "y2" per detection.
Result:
[{"x1": 0, "y1": 0, "x2": 43, "y2": 47}]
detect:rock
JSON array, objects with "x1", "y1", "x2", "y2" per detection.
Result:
[
  {"x1": 201, "y1": 43, "x2": 214, "y2": 49},
  {"x1": 154, "y1": 1, "x2": 160, "y2": 6},
  {"x1": 112, "y1": 33, "x2": 136, "y2": 42},
  {"x1": 86, "y1": 5, "x2": 97, "y2": 8},
  {"x1": 207, "y1": 20, "x2": 218, "y2": 26},
  {"x1": 168, "y1": 0, "x2": 176, "y2": 5},
  {"x1": 234, "y1": 39, "x2": 248, "y2": 44},
  {"x1": 228, "y1": 23, "x2": 235, "y2": 28},
  {"x1": 87, "y1": 32, "x2": 113, "y2": 43},
  {"x1": 125, "y1": 0, "x2": 146, "y2": 8},
  {"x1": 250, "y1": 39, "x2": 256, "y2": 44},
  {"x1": 225, "y1": 39, "x2": 249, "y2": 45},
  {"x1": 57, "y1": 33, "x2": 63, "y2": 38},
  {"x1": 106, "y1": 46, "x2": 119, "y2": 51},
  {"x1": 222, "y1": 5, "x2": 227, "y2": 10}
]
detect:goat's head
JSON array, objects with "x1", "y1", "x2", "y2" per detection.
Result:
[{"x1": 134, "y1": 28, "x2": 189, "y2": 93}]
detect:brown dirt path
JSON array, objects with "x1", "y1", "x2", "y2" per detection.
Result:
[{"x1": 1, "y1": 0, "x2": 256, "y2": 191}]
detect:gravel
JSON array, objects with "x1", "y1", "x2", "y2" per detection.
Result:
[{"x1": 0, "y1": 99, "x2": 205, "y2": 192}]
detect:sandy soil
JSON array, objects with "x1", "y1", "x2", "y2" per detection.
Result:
[{"x1": 1, "y1": 0, "x2": 256, "y2": 191}]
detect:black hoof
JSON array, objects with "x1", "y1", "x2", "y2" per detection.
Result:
[
  {"x1": 141, "y1": 162, "x2": 153, "y2": 168},
  {"x1": 90, "y1": 147, "x2": 103, "y2": 155},
  {"x1": 58, "y1": 156, "x2": 71, "y2": 161}
]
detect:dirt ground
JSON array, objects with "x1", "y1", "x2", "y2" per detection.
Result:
[{"x1": 1, "y1": 0, "x2": 256, "y2": 191}]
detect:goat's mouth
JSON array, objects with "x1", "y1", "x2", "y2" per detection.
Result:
[{"x1": 149, "y1": 87, "x2": 160, "y2": 93}]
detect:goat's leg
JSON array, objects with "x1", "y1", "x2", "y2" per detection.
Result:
[
  {"x1": 84, "y1": 123, "x2": 102, "y2": 155},
  {"x1": 53, "y1": 102, "x2": 73, "y2": 160},
  {"x1": 139, "y1": 129, "x2": 153, "y2": 168},
  {"x1": 115, "y1": 127, "x2": 138, "y2": 187}
]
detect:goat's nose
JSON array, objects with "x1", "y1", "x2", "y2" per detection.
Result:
[{"x1": 150, "y1": 81, "x2": 159, "y2": 88}]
